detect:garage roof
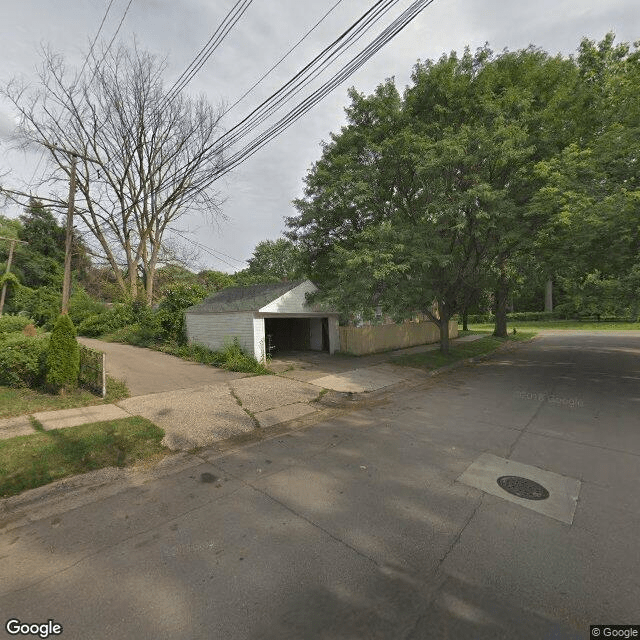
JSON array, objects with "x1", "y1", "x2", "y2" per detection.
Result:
[{"x1": 186, "y1": 280, "x2": 309, "y2": 313}]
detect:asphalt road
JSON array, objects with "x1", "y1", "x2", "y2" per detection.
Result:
[{"x1": 1, "y1": 331, "x2": 638, "y2": 639}]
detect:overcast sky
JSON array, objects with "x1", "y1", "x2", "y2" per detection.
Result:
[{"x1": 0, "y1": 0, "x2": 638, "y2": 273}]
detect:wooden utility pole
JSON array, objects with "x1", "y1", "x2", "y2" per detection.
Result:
[
  {"x1": 0, "y1": 236, "x2": 28, "y2": 317},
  {"x1": 61, "y1": 155, "x2": 77, "y2": 314},
  {"x1": 40, "y1": 143, "x2": 99, "y2": 315}
]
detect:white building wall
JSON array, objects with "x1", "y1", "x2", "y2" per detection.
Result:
[
  {"x1": 185, "y1": 312, "x2": 255, "y2": 356},
  {"x1": 309, "y1": 318, "x2": 323, "y2": 351},
  {"x1": 259, "y1": 280, "x2": 318, "y2": 314},
  {"x1": 328, "y1": 316, "x2": 340, "y2": 354},
  {"x1": 253, "y1": 316, "x2": 266, "y2": 361}
]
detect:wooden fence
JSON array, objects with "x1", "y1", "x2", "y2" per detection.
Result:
[{"x1": 338, "y1": 319, "x2": 458, "y2": 356}]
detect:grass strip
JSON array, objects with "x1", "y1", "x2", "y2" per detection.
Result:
[
  {"x1": 0, "y1": 376, "x2": 129, "y2": 419},
  {"x1": 468, "y1": 320, "x2": 640, "y2": 332},
  {"x1": 394, "y1": 332, "x2": 536, "y2": 370},
  {"x1": 0, "y1": 417, "x2": 169, "y2": 498}
]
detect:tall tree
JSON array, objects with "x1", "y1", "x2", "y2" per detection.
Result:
[
  {"x1": 3, "y1": 44, "x2": 225, "y2": 304},
  {"x1": 288, "y1": 48, "x2": 555, "y2": 351}
]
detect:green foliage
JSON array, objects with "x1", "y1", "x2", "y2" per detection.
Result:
[
  {"x1": 67, "y1": 288, "x2": 107, "y2": 327},
  {"x1": 46, "y1": 314, "x2": 80, "y2": 391},
  {"x1": 245, "y1": 238, "x2": 304, "y2": 281},
  {"x1": 0, "y1": 334, "x2": 49, "y2": 388},
  {"x1": 157, "y1": 282, "x2": 208, "y2": 344},
  {"x1": 160, "y1": 338, "x2": 270, "y2": 374},
  {"x1": 197, "y1": 269, "x2": 235, "y2": 291},
  {"x1": 77, "y1": 304, "x2": 136, "y2": 337},
  {"x1": 7, "y1": 284, "x2": 60, "y2": 329},
  {"x1": 0, "y1": 314, "x2": 34, "y2": 337},
  {"x1": 15, "y1": 199, "x2": 65, "y2": 290},
  {"x1": 0, "y1": 417, "x2": 168, "y2": 498}
]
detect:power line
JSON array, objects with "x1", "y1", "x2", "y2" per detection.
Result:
[
  {"x1": 161, "y1": 0, "x2": 403, "y2": 190},
  {"x1": 91, "y1": 0, "x2": 135, "y2": 82},
  {"x1": 214, "y1": 0, "x2": 399, "y2": 152},
  {"x1": 205, "y1": 0, "x2": 437, "y2": 185},
  {"x1": 169, "y1": 228, "x2": 247, "y2": 269},
  {"x1": 163, "y1": 0, "x2": 254, "y2": 107},
  {"x1": 79, "y1": 0, "x2": 117, "y2": 77},
  {"x1": 222, "y1": 0, "x2": 346, "y2": 117}
]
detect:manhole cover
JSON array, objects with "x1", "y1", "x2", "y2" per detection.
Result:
[{"x1": 497, "y1": 476, "x2": 549, "y2": 500}]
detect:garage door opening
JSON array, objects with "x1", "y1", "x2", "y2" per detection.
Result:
[{"x1": 264, "y1": 317, "x2": 329, "y2": 354}]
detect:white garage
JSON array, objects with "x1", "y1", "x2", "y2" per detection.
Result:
[{"x1": 185, "y1": 279, "x2": 341, "y2": 362}]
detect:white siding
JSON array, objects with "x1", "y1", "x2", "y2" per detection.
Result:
[
  {"x1": 309, "y1": 318, "x2": 323, "y2": 351},
  {"x1": 259, "y1": 280, "x2": 318, "y2": 314},
  {"x1": 253, "y1": 317, "x2": 265, "y2": 361},
  {"x1": 185, "y1": 311, "x2": 255, "y2": 355},
  {"x1": 328, "y1": 316, "x2": 340, "y2": 354}
]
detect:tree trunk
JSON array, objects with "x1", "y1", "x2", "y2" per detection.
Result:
[
  {"x1": 493, "y1": 275, "x2": 508, "y2": 338},
  {"x1": 462, "y1": 308, "x2": 468, "y2": 331},
  {"x1": 439, "y1": 300, "x2": 450, "y2": 353},
  {"x1": 545, "y1": 278, "x2": 553, "y2": 312}
]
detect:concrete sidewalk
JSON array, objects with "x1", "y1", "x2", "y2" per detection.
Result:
[{"x1": 0, "y1": 334, "x2": 488, "y2": 450}]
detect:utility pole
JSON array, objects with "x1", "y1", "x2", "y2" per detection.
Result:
[
  {"x1": 41, "y1": 143, "x2": 99, "y2": 315},
  {"x1": 0, "y1": 236, "x2": 28, "y2": 317},
  {"x1": 61, "y1": 155, "x2": 77, "y2": 314}
]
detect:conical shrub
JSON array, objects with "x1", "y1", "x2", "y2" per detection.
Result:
[{"x1": 46, "y1": 314, "x2": 80, "y2": 391}]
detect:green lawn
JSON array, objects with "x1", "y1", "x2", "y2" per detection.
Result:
[
  {"x1": 467, "y1": 320, "x2": 640, "y2": 332},
  {"x1": 0, "y1": 377, "x2": 129, "y2": 419},
  {"x1": 0, "y1": 417, "x2": 169, "y2": 498},
  {"x1": 394, "y1": 332, "x2": 536, "y2": 370}
]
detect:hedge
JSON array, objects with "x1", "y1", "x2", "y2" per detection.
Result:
[{"x1": 0, "y1": 334, "x2": 49, "y2": 388}]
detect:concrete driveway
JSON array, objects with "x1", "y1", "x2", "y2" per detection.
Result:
[
  {"x1": 1, "y1": 331, "x2": 638, "y2": 639},
  {"x1": 78, "y1": 337, "x2": 247, "y2": 396}
]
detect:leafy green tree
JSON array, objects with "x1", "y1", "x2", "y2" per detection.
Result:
[
  {"x1": 197, "y1": 269, "x2": 235, "y2": 292},
  {"x1": 246, "y1": 238, "x2": 304, "y2": 281},
  {"x1": 157, "y1": 283, "x2": 208, "y2": 344},
  {"x1": 46, "y1": 314, "x2": 80, "y2": 391},
  {"x1": 289, "y1": 47, "x2": 568, "y2": 350},
  {"x1": 530, "y1": 35, "x2": 640, "y2": 319}
]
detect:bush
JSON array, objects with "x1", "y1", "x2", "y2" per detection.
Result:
[
  {"x1": 160, "y1": 338, "x2": 270, "y2": 374},
  {"x1": 46, "y1": 314, "x2": 80, "y2": 391},
  {"x1": 0, "y1": 334, "x2": 49, "y2": 388},
  {"x1": 8, "y1": 285, "x2": 61, "y2": 329},
  {"x1": 0, "y1": 314, "x2": 34, "y2": 338},
  {"x1": 157, "y1": 283, "x2": 208, "y2": 344},
  {"x1": 77, "y1": 304, "x2": 136, "y2": 337},
  {"x1": 68, "y1": 288, "x2": 107, "y2": 327}
]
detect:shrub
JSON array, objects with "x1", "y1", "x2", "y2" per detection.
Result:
[
  {"x1": 77, "y1": 304, "x2": 136, "y2": 337},
  {"x1": 0, "y1": 314, "x2": 34, "y2": 337},
  {"x1": 157, "y1": 283, "x2": 208, "y2": 344},
  {"x1": 46, "y1": 314, "x2": 80, "y2": 391},
  {"x1": 0, "y1": 334, "x2": 49, "y2": 388},
  {"x1": 159, "y1": 338, "x2": 270, "y2": 374},
  {"x1": 68, "y1": 288, "x2": 107, "y2": 327},
  {"x1": 8, "y1": 285, "x2": 61, "y2": 329}
]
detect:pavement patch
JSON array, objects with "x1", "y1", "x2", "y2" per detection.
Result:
[
  {"x1": 32, "y1": 404, "x2": 130, "y2": 430},
  {"x1": 254, "y1": 402, "x2": 318, "y2": 428},
  {"x1": 230, "y1": 376, "x2": 319, "y2": 412},
  {"x1": 309, "y1": 366, "x2": 407, "y2": 392},
  {"x1": 117, "y1": 384, "x2": 254, "y2": 450},
  {"x1": 457, "y1": 453, "x2": 581, "y2": 524}
]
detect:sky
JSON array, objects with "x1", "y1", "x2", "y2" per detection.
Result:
[{"x1": 0, "y1": 0, "x2": 638, "y2": 273}]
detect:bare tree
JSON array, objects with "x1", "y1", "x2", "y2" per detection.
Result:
[{"x1": 2, "y1": 43, "x2": 225, "y2": 304}]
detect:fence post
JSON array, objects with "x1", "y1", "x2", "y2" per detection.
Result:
[{"x1": 102, "y1": 352, "x2": 107, "y2": 398}]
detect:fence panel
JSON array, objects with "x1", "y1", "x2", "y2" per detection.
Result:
[
  {"x1": 338, "y1": 319, "x2": 458, "y2": 356},
  {"x1": 78, "y1": 344, "x2": 106, "y2": 398}
]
